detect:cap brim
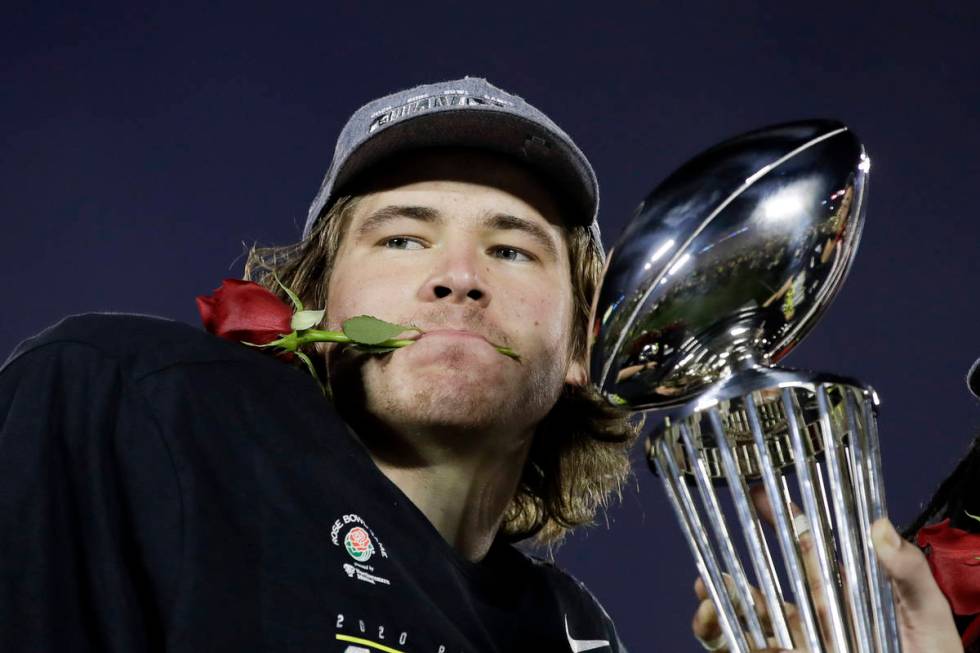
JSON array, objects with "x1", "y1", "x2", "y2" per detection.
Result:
[
  {"x1": 329, "y1": 108, "x2": 598, "y2": 228},
  {"x1": 969, "y1": 356, "x2": 980, "y2": 399}
]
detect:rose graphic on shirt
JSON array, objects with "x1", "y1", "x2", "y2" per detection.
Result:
[{"x1": 344, "y1": 526, "x2": 375, "y2": 562}]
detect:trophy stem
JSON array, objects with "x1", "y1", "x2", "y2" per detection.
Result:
[
  {"x1": 782, "y1": 389, "x2": 851, "y2": 652},
  {"x1": 848, "y1": 392, "x2": 901, "y2": 653},
  {"x1": 844, "y1": 392, "x2": 880, "y2": 650},
  {"x1": 706, "y1": 407, "x2": 794, "y2": 647},
  {"x1": 678, "y1": 421, "x2": 770, "y2": 648},
  {"x1": 862, "y1": 396, "x2": 901, "y2": 653},
  {"x1": 744, "y1": 392, "x2": 826, "y2": 651},
  {"x1": 817, "y1": 386, "x2": 876, "y2": 652},
  {"x1": 654, "y1": 438, "x2": 752, "y2": 653}
]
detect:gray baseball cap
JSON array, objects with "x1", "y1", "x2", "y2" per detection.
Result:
[{"x1": 303, "y1": 76, "x2": 602, "y2": 252}]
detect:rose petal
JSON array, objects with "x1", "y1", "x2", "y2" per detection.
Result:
[{"x1": 196, "y1": 279, "x2": 294, "y2": 345}]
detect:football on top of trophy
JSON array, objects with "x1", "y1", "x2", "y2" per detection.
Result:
[{"x1": 589, "y1": 120, "x2": 870, "y2": 410}]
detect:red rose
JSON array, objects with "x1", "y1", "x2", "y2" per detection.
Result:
[
  {"x1": 196, "y1": 279, "x2": 295, "y2": 359},
  {"x1": 916, "y1": 518, "x2": 980, "y2": 647}
]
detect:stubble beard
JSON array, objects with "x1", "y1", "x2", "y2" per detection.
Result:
[{"x1": 356, "y1": 340, "x2": 566, "y2": 449}]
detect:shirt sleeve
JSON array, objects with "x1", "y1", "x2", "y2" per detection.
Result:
[{"x1": 0, "y1": 340, "x2": 182, "y2": 651}]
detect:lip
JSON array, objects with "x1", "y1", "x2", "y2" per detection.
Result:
[{"x1": 419, "y1": 329, "x2": 492, "y2": 345}]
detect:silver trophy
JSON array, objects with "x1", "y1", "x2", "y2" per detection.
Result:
[{"x1": 590, "y1": 121, "x2": 898, "y2": 652}]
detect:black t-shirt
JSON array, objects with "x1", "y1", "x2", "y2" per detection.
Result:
[{"x1": 0, "y1": 313, "x2": 626, "y2": 653}]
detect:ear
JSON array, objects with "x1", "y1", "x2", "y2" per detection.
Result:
[{"x1": 564, "y1": 359, "x2": 588, "y2": 387}]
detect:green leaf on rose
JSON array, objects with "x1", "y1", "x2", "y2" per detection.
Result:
[
  {"x1": 291, "y1": 309, "x2": 325, "y2": 331},
  {"x1": 342, "y1": 315, "x2": 418, "y2": 345},
  {"x1": 494, "y1": 346, "x2": 520, "y2": 360},
  {"x1": 967, "y1": 510, "x2": 980, "y2": 525},
  {"x1": 293, "y1": 350, "x2": 315, "y2": 374},
  {"x1": 271, "y1": 270, "x2": 304, "y2": 312}
]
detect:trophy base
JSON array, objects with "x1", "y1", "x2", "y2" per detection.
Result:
[{"x1": 646, "y1": 367, "x2": 900, "y2": 653}]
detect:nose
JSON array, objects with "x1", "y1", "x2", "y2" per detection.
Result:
[{"x1": 419, "y1": 247, "x2": 492, "y2": 307}]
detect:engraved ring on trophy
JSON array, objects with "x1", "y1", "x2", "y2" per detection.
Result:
[{"x1": 589, "y1": 121, "x2": 897, "y2": 652}]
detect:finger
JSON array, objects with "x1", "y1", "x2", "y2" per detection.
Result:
[
  {"x1": 694, "y1": 574, "x2": 807, "y2": 650},
  {"x1": 792, "y1": 512, "x2": 833, "y2": 631},
  {"x1": 692, "y1": 597, "x2": 724, "y2": 643},
  {"x1": 699, "y1": 572, "x2": 782, "y2": 641},
  {"x1": 706, "y1": 573, "x2": 763, "y2": 627},
  {"x1": 694, "y1": 574, "x2": 749, "y2": 606},
  {"x1": 695, "y1": 575, "x2": 739, "y2": 615},
  {"x1": 750, "y1": 485, "x2": 836, "y2": 645},
  {"x1": 779, "y1": 599, "x2": 806, "y2": 650},
  {"x1": 739, "y1": 574, "x2": 775, "y2": 633},
  {"x1": 692, "y1": 581, "x2": 756, "y2": 651},
  {"x1": 749, "y1": 484, "x2": 805, "y2": 536},
  {"x1": 790, "y1": 511, "x2": 827, "y2": 599},
  {"x1": 749, "y1": 484, "x2": 777, "y2": 525},
  {"x1": 695, "y1": 576, "x2": 708, "y2": 601}
]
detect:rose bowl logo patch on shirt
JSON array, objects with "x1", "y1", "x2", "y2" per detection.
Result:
[{"x1": 330, "y1": 513, "x2": 391, "y2": 586}]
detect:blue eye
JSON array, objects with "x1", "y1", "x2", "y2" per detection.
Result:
[
  {"x1": 382, "y1": 237, "x2": 425, "y2": 250},
  {"x1": 491, "y1": 247, "x2": 532, "y2": 262}
]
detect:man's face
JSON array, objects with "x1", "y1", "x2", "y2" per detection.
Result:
[{"x1": 324, "y1": 149, "x2": 583, "y2": 445}]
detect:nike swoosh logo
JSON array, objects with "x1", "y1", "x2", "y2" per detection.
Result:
[{"x1": 564, "y1": 615, "x2": 611, "y2": 652}]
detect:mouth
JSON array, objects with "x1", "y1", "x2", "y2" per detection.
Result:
[
  {"x1": 352, "y1": 324, "x2": 519, "y2": 362},
  {"x1": 418, "y1": 329, "x2": 494, "y2": 345},
  {"x1": 390, "y1": 319, "x2": 519, "y2": 360}
]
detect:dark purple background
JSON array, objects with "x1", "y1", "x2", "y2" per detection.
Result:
[{"x1": 3, "y1": 3, "x2": 979, "y2": 650}]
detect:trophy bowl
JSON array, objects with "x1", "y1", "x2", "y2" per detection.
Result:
[
  {"x1": 590, "y1": 121, "x2": 899, "y2": 652},
  {"x1": 591, "y1": 120, "x2": 869, "y2": 410}
]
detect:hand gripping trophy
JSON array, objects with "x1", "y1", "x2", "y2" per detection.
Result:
[{"x1": 589, "y1": 122, "x2": 899, "y2": 652}]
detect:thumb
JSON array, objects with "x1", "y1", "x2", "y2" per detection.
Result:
[
  {"x1": 870, "y1": 517, "x2": 945, "y2": 612},
  {"x1": 871, "y1": 517, "x2": 963, "y2": 652}
]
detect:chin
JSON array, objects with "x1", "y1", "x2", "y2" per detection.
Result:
[
  {"x1": 353, "y1": 342, "x2": 565, "y2": 434},
  {"x1": 365, "y1": 366, "x2": 525, "y2": 434},
  {"x1": 410, "y1": 375, "x2": 514, "y2": 422}
]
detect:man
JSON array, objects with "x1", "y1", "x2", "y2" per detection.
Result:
[{"x1": 0, "y1": 77, "x2": 636, "y2": 651}]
